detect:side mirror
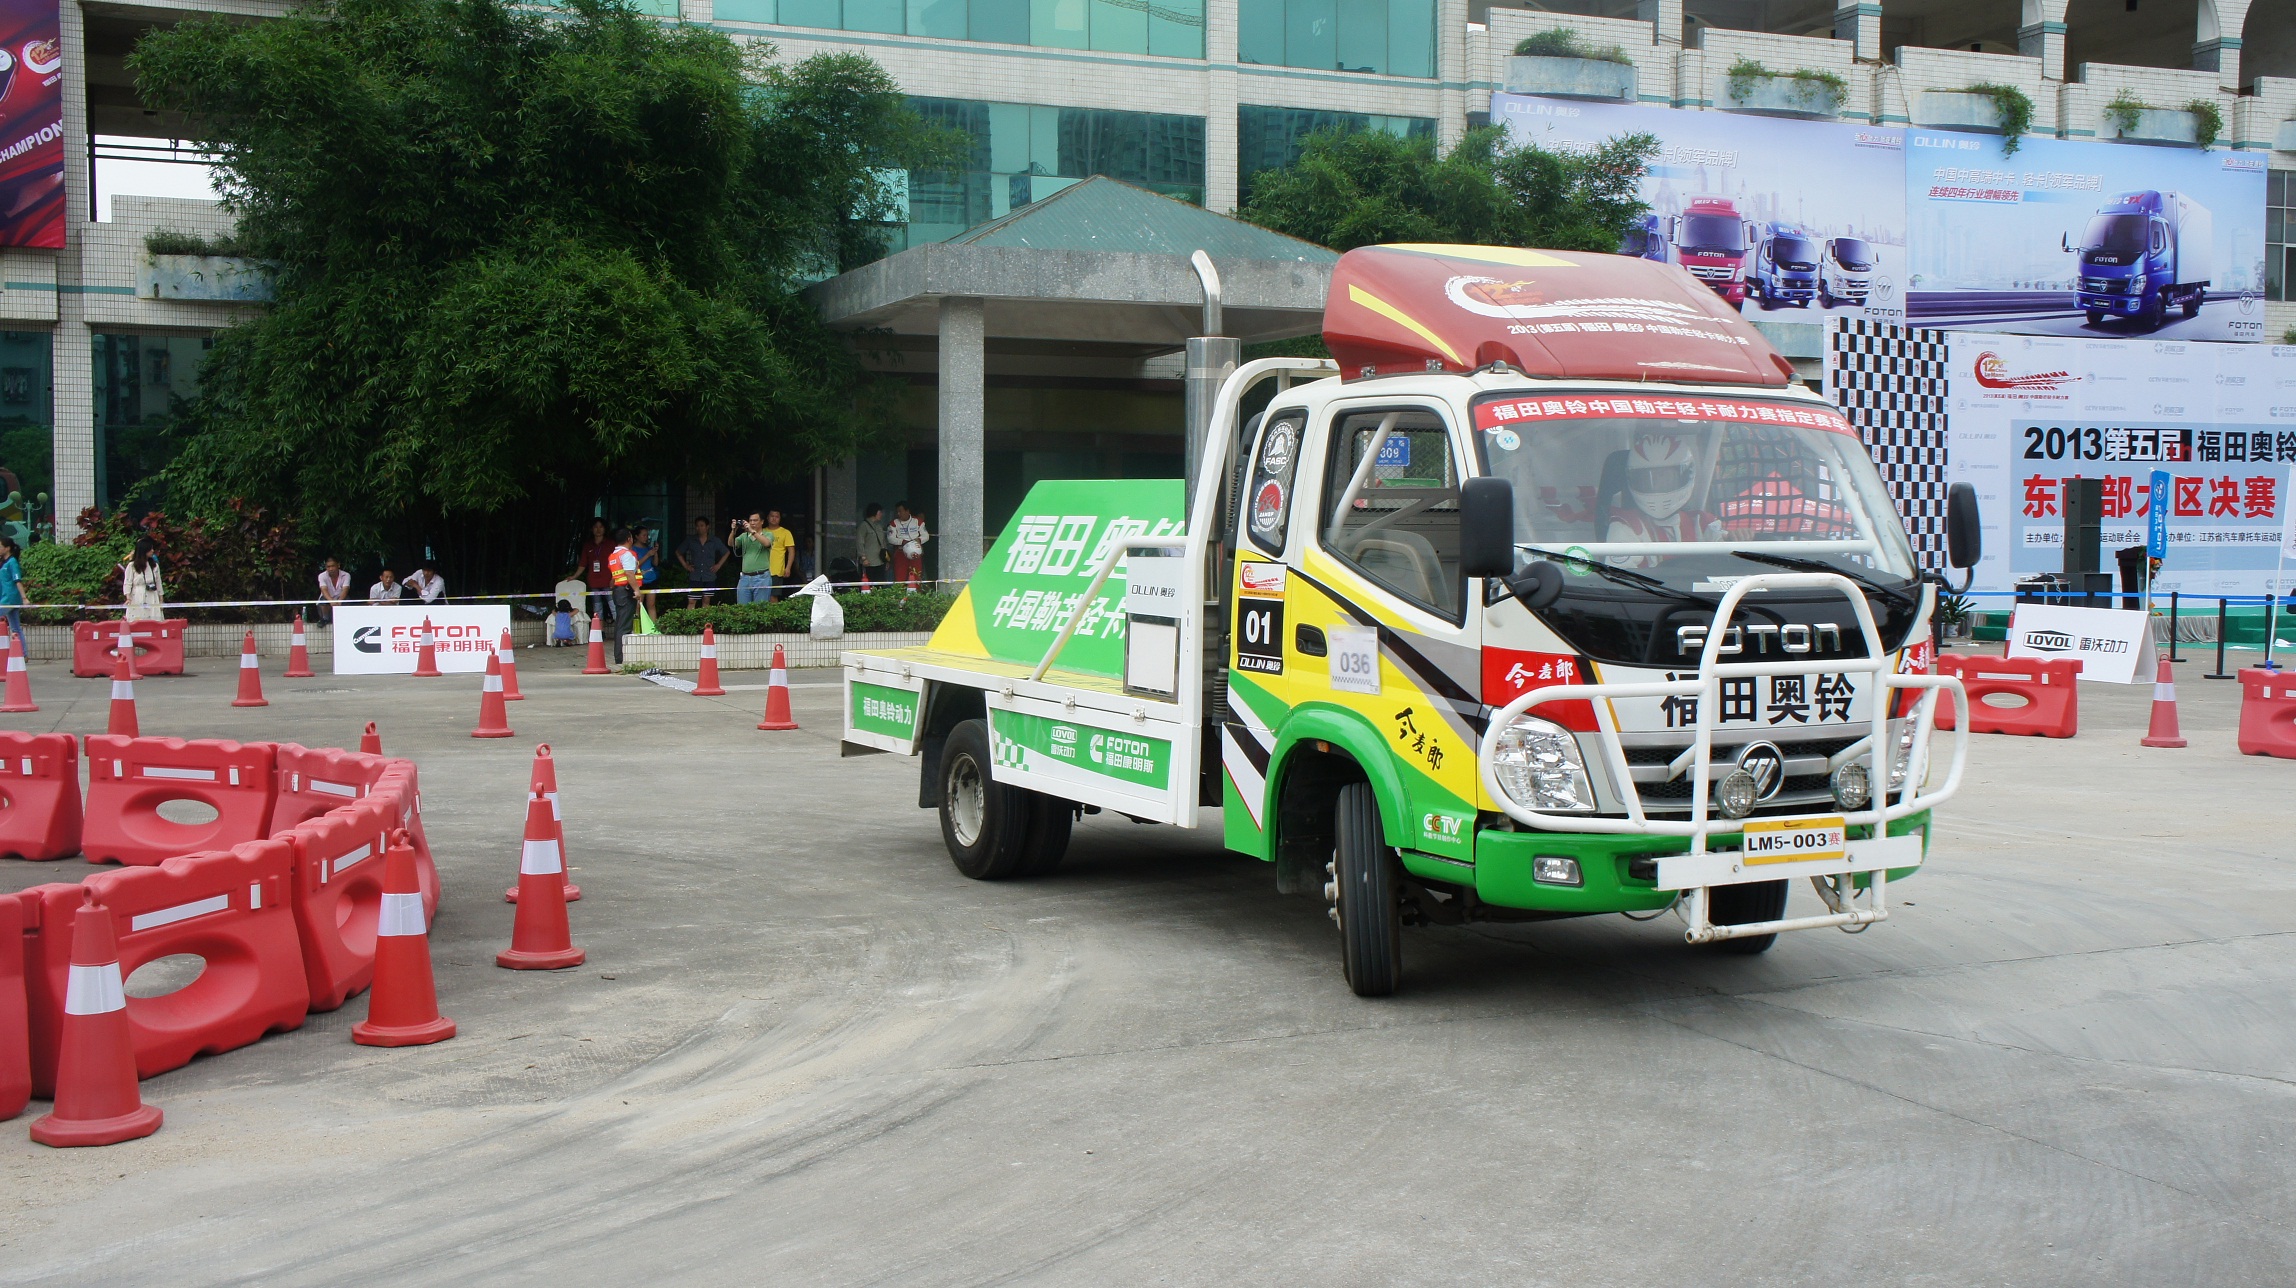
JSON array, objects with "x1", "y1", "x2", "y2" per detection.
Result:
[
  {"x1": 1506, "y1": 561, "x2": 1565, "y2": 611},
  {"x1": 2060, "y1": 232, "x2": 2070, "y2": 253},
  {"x1": 1460, "y1": 477, "x2": 1516, "y2": 580},
  {"x1": 1946, "y1": 482, "x2": 1982, "y2": 573}
]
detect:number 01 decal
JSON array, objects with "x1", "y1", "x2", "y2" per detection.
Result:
[{"x1": 1236, "y1": 600, "x2": 1284, "y2": 674}]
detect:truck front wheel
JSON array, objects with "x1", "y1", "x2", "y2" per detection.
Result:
[
  {"x1": 1332, "y1": 782, "x2": 1402, "y2": 996},
  {"x1": 938, "y1": 718, "x2": 1031, "y2": 880},
  {"x1": 1704, "y1": 880, "x2": 1789, "y2": 955}
]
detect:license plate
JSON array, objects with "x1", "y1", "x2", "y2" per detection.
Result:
[{"x1": 1740, "y1": 815, "x2": 1847, "y2": 865}]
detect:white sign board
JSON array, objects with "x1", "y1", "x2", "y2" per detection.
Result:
[
  {"x1": 332, "y1": 604, "x2": 511, "y2": 675},
  {"x1": 2005, "y1": 603, "x2": 2149, "y2": 684},
  {"x1": 1122, "y1": 549, "x2": 1186, "y2": 619}
]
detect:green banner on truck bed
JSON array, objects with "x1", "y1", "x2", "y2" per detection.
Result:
[{"x1": 927, "y1": 478, "x2": 1185, "y2": 679}]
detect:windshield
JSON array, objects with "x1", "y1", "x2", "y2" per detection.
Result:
[
  {"x1": 1771, "y1": 236, "x2": 1818, "y2": 268},
  {"x1": 1680, "y1": 215, "x2": 1744, "y2": 254},
  {"x1": 2080, "y1": 213, "x2": 2147, "y2": 260},
  {"x1": 1829, "y1": 237, "x2": 1872, "y2": 270},
  {"x1": 1471, "y1": 392, "x2": 1918, "y2": 593}
]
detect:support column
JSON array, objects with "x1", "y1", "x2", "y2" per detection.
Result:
[
  {"x1": 2193, "y1": 0, "x2": 2247, "y2": 94},
  {"x1": 936, "y1": 296, "x2": 986, "y2": 586},
  {"x1": 2019, "y1": 0, "x2": 2069, "y2": 82},
  {"x1": 1637, "y1": 0, "x2": 1682, "y2": 49},
  {"x1": 1205, "y1": 0, "x2": 1239, "y2": 212},
  {"x1": 1833, "y1": 2, "x2": 1880, "y2": 61},
  {"x1": 50, "y1": 0, "x2": 93, "y2": 522}
]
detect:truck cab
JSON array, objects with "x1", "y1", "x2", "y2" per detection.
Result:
[
  {"x1": 2068, "y1": 189, "x2": 2212, "y2": 331},
  {"x1": 844, "y1": 244, "x2": 1972, "y2": 997},
  {"x1": 1749, "y1": 222, "x2": 1820, "y2": 308},
  {"x1": 1668, "y1": 198, "x2": 1753, "y2": 308},
  {"x1": 1819, "y1": 236, "x2": 1874, "y2": 308}
]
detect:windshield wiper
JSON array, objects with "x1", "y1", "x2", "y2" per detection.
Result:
[
  {"x1": 1517, "y1": 545, "x2": 1714, "y2": 604},
  {"x1": 1726, "y1": 550, "x2": 1919, "y2": 609}
]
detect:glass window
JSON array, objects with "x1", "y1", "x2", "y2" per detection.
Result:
[
  {"x1": 1335, "y1": 0, "x2": 1384, "y2": 72},
  {"x1": 1031, "y1": 0, "x2": 1089, "y2": 47},
  {"x1": 1234, "y1": 0, "x2": 1432, "y2": 75},
  {"x1": 0, "y1": 331, "x2": 53, "y2": 533},
  {"x1": 970, "y1": 0, "x2": 1029, "y2": 42},
  {"x1": 1149, "y1": 0, "x2": 1205, "y2": 58},
  {"x1": 1091, "y1": 0, "x2": 1147, "y2": 51},
  {"x1": 1238, "y1": 0, "x2": 1283, "y2": 64},
  {"x1": 1322, "y1": 408, "x2": 1462, "y2": 619},
  {"x1": 777, "y1": 0, "x2": 839, "y2": 25},
  {"x1": 2269, "y1": 170, "x2": 2294, "y2": 303},
  {"x1": 895, "y1": 98, "x2": 1206, "y2": 251},
  {"x1": 846, "y1": 0, "x2": 905, "y2": 31},
  {"x1": 1235, "y1": 106, "x2": 1434, "y2": 201},
  {"x1": 714, "y1": 0, "x2": 775, "y2": 19},
  {"x1": 1285, "y1": 0, "x2": 1336, "y2": 70},
  {"x1": 92, "y1": 333, "x2": 212, "y2": 513},
  {"x1": 1243, "y1": 409, "x2": 1305, "y2": 556},
  {"x1": 909, "y1": 0, "x2": 967, "y2": 35},
  {"x1": 1386, "y1": 0, "x2": 1433, "y2": 77}
]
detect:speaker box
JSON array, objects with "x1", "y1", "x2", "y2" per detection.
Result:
[{"x1": 2061, "y1": 476, "x2": 2103, "y2": 589}]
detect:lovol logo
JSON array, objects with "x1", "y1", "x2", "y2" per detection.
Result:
[
  {"x1": 353, "y1": 626, "x2": 382, "y2": 653},
  {"x1": 2023, "y1": 629, "x2": 2075, "y2": 653},
  {"x1": 1973, "y1": 351, "x2": 2072, "y2": 392}
]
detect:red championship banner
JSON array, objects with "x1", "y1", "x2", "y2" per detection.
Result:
[{"x1": 0, "y1": 0, "x2": 62, "y2": 249}]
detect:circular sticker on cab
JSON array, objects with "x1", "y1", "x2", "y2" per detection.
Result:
[
  {"x1": 1491, "y1": 429, "x2": 1520, "y2": 451},
  {"x1": 1251, "y1": 479, "x2": 1285, "y2": 533}
]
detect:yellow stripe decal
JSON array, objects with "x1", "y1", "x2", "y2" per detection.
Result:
[
  {"x1": 1347, "y1": 284, "x2": 1465, "y2": 366},
  {"x1": 1385, "y1": 244, "x2": 1580, "y2": 269}
]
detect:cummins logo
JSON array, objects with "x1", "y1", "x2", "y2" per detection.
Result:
[
  {"x1": 353, "y1": 626, "x2": 382, "y2": 653},
  {"x1": 2023, "y1": 630, "x2": 2075, "y2": 652}
]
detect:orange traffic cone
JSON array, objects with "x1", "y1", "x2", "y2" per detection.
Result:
[
  {"x1": 757, "y1": 645, "x2": 798, "y2": 731},
  {"x1": 112, "y1": 625, "x2": 138, "y2": 680},
  {"x1": 230, "y1": 630, "x2": 269, "y2": 707},
  {"x1": 0, "y1": 629, "x2": 36, "y2": 713},
  {"x1": 29, "y1": 890, "x2": 163, "y2": 1147},
  {"x1": 411, "y1": 617, "x2": 442, "y2": 678},
  {"x1": 498, "y1": 788, "x2": 584, "y2": 970},
  {"x1": 505, "y1": 744, "x2": 581, "y2": 904},
  {"x1": 472, "y1": 652, "x2": 514, "y2": 739},
  {"x1": 285, "y1": 612, "x2": 316, "y2": 678},
  {"x1": 2141, "y1": 653, "x2": 2186, "y2": 748},
  {"x1": 359, "y1": 721, "x2": 382, "y2": 755},
  {"x1": 582, "y1": 613, "x2": 610, "y2": 676},
  {"x1": 693, "y1": 624, "x2": 726, "y2": 697},
  {"x1": 352, "y1": 829, "x2": 456, "y2": 1047},
  {"x1": 497, "y1": 629, "x2": 524, "y2": 701},
  {"x1": 106, "y1": 652, "x2": 138, "y2": 738}
]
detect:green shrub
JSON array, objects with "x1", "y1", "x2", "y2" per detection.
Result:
[
  {"x1": 1513, "y1": 29, "x2": 1631, "y2": 64},
  {"x1": 144, "y1": 229, "x2": 251, "y2": 257},
  {"x1": 655, "y1": 590, "x2": 957, "y2": 636},
  {"x1": 1726, "y1": 58, "x2": 1846, "y2": 111},
  {"x1": 20, "y1": 539, "x2": 129, "y2": 622},
  {"x1": 1964, "y1": 83, "x2": 2033, "y2": 156}
]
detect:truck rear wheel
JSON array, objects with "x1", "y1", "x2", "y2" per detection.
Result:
[
  {"x1": 1333, "y1": 782, "x2": 1402, "y2": 996},
  {"x1": 1705, "y1": 880, "x2": 1789, "y2": 955},
  {"x1": 938, "y1": 718, "x2": 1030, "y2": 880},
  {"x1": 2181, "y1": 288, "x2": 2202, "y2": 319}
]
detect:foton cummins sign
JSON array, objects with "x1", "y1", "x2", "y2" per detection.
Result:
[{"x1": 331, "y1": 604, "x2": 512, "y2": 675}]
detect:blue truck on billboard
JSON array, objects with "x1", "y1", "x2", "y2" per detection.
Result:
[
  {"x1": 2066, "y1": 190, "x2": 2212, "y2": 331},
  {"x1": 1748, "y1": 222, "x2": 1822, "y2": 309}
]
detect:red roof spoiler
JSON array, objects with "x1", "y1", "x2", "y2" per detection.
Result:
[{"x1": 1321, "y1": 244, "x2": 1796, "y2": 386}]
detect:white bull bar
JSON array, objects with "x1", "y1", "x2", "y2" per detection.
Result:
[{"x1": 1475, "y1": 572, "x2": 1968, "y2": 944}]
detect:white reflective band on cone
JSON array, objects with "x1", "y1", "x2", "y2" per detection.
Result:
[
  {"x1": 484, "y1": 673, "x2": 502, "y2": 691},
  {"x1": 376, "y1": 891, "x2": 426, "y2": 937},
  {"x1": 111, "y1": 681, "x2": 133, "y2": 699},
  {"x1": 770, "y1": 669, "x2": 787, "y2": 685},
  {"x1": 292, "y1": 631, "x2": 306, "y2": 643},
  {"x1": 520, "y1": 838, "x2": 563, "y2": 874},
  {"x1": 8, "y1": 655, "x2": 23, "y2": 672},
  {"x1": 547, "y1": 790, "x2": 560, "y2": 820},
  {"x1": 701, "y1": 645, "x2": 716, "y2": 659},
  {"x1": 241, "y1": 652, "x2": 258, "y2": 667},
  {"x1": 2156, "y1": 683, "x2": 2175, "y2": 701},
  {"x1": 64, "y1": 962, "x2": 127, "y2": 1015}
]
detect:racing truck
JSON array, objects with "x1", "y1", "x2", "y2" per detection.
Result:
[
  {"x1": 842, "y1": 243, "x2": 1978, "y2": 996},
  {"x1": 1667, "y1": 197, "x2": 1753, "y2": 308}
]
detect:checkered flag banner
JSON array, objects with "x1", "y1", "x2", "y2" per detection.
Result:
[{"x1": 1824, "y1": 316, "x2": 1950, "y2": 566}]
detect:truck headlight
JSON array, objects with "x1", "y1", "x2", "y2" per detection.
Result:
[
  {"x1": 1889, "y1": 719, "x2": 1920, "y2": 791},
  {"x1": 1491, "y1": 714, "x2": 1595, "y2": 813}
]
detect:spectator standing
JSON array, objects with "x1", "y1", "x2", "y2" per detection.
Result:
[
  {"x1": 317, "y1": 557, "x2": 351, "y2": 623},
  {"x1": 888, "y1": 502, "x2": 930, "y2": 590},
  {"x1": 730, "y1": 512, "x2": 774, "y2": 604},
  {"x1": 856, "y1": 502, "x2": 889, "y2": 589},
  {"x1": 677, "y1": 516, "x2": 729, "y2": 608},
  {"x1": 578, "y1": 517, "x2": 615, "y2": 625},
  {"x1": 0, "y1": 535, "x2": 22, "y2": 646},
  {"x1": 760, "y1": 510, "x2": 797, "y2": 600},
  {"x1": 607, "y1": 526, "x2": 641, "y2": 664},
  {"x1": 632, "y1": 524, "x2": 660, "y2": 618},
  {"x1": 369, "y1": 568, "x2": 404, "y2": 602},
  {"x1": 121, "y1": 544, "x2": 165, "y2": 622},
  {"x1": 405, "y1": 559, "x2": 445, "y2": 605}
]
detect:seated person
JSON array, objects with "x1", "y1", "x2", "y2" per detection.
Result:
[{"x1": 1606, "y1": 434, "x2": 1721, "y2": 567}]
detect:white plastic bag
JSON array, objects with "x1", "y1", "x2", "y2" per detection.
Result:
[{"x1": 792, "y1": 575, "x2": 844, "y2": 639}]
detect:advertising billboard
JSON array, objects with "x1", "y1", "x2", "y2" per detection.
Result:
[
  {"x1": 0, "y1": 0, "x2": 63, "y2": 250},
  {"x1": 1905, "y1": 132, "x2": 2268, "y2": 342},
  {"x1": 1493, "y1": 94, "x2": 1907, "y2": 324},
  {"x1": 1944, "y1": 334, "x2": 2296, "y2": 596},
  {"x1": 331, "y1": 604, "x2": 513, "y2": 674}
]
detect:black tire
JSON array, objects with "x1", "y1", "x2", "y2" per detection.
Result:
[
  {"x1": 1015, "y1": 793, "x2": 1073, "y2": 877},
  {"x1": 1333, "y1": 782, "x2": 1401, "y2": 996},
  {"x1": 1705, "y1": 879, "x2": 1790, "y2": 955},
  {"x1": 2085, "y1": 310, "x2": 2106, "y2": 326},
  {"x1": 937, "y1": 719, "x2": 1029, "y2": 880},
  {"x1": 2181, "y1": 288, "x2": 2202, "y2": 319},
  {"x1": 2143, "y1": 292, "x2": 2167, "y2": 332},
  {"x1": 1818, "y1": 289, "x2": 1833, "y2": 309}
]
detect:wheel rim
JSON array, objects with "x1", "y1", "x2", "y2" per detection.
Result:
[{"x1": 948, "y1": 753, "x2": 986, "y2": 847}]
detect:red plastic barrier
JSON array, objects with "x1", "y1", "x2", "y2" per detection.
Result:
[
  {"x1": 21, "y1": 839, "x2": 308, "y2": 1093},
  {"x1": 70, "y1": 620, "x2": 187, "y2": 678},
  {"x1": 2237, "y1": 668, "x2": 2296, "y2": 759},
  {"x1": 1935, "y1": 655, "x2": 2081, "y2": 738},
  {"x1": 266, "y1": 743, "x2": 391, "y2": 836},
  {"x1": 288, "y1": 797, "x2": 393, "y2": 1012},
  {"x1": 1, "y1": 893, "x2": 28, "y2": 1121},
  {"x1": 81, "y1": 737, "x2": 278, "y2": 867},
  {"x1": 0, "y1": 732, "x2": 81, "y2": 860}
]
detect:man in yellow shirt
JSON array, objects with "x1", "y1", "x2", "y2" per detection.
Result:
[{"x1": 730, "y1": 510, "x2": 797, "y2": 603}]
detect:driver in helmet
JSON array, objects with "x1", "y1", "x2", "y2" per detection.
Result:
[{"x1": 1605, "y1": 434, "x2": 1721, "y2": 568}]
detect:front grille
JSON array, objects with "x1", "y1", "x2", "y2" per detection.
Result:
[
  {"x1": 1619, "y1": 734, "x2": 1862, "y2": 815},
  {"x1": 1687, "y1": 265, "x2": 1736, "y2": 280}
]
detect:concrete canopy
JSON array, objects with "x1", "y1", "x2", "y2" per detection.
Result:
[{"x1": 806, "y1": 176, "x2": 1338, "y2": 350}]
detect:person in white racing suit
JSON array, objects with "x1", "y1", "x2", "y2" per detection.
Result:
[{"x1": 1605, "y1": 433, "x2": 1721, "y2": 568}]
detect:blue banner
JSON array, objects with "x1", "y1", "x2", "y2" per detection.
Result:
[{"x1": 2147, "y1": 469, "x2": 2170, "y2": 559}]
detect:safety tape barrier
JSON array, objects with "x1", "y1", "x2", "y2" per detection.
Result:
[
  {"x1": 1, "y1": 735, "x2": 441, "y2": 1105},
  {"x1": 7, "y1": 579, "x2": 967, "y2": 613}
]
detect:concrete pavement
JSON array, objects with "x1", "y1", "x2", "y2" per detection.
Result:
[{"x1": 1, "y1": 644, "x2": 2290, "y2": 1284}]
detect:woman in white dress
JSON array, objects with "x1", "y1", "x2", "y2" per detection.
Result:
[{"x1": 121, "y1": 545, "x2": 165, "y2": 622}]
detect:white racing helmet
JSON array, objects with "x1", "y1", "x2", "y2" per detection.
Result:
[{"x1": 1626, "y1": 434, "x2": 1698, "y2": 522}]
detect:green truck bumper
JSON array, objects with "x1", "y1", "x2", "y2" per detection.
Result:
[{"x1": 1423, "y1": 813, "x2": 1933, "y2": 914}]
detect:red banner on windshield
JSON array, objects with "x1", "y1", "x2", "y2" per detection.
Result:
[{"x1": 1472, "y1": 393, "x2": 1853, "y2": 436}]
